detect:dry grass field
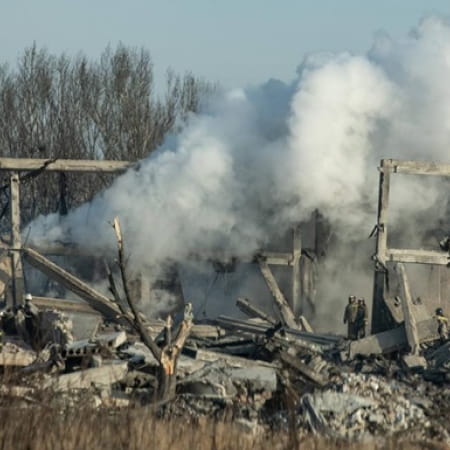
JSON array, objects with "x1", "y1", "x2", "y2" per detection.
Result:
[{"x1": 0, "y1": 401, "x2": 446, "y2": 450}]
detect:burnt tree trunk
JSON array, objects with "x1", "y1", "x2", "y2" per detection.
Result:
[{"x1": 112, "y1": 217, "x2": 193, "y2": 403}]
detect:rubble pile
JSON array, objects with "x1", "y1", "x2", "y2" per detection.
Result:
[
  {"x1": 0, "y1": 295, "x2": 449, "y2": 445},
  {"x1": 301, "y1": 374, "x2": 428, "y2": 439}
]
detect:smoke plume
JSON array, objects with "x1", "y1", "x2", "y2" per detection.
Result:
[{"x1": 27, "y1": 16, "x2": 450, "y2": 327}]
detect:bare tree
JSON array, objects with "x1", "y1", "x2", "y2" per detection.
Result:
[
  {"x1": 111, "y1": 217, "x2": 193, "y2": 403},
  {"x1": 0, "y1": 44, "x2": 217, "y2": 229}
]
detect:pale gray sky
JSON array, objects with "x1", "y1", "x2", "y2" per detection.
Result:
[{"x1": 1, "y1": 1, "x2": 450, "y2": 89}]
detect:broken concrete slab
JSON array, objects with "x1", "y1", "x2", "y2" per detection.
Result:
[
  {"x1": 120, "y1": 342, "x2": 158, "y2": 365},
  {"x1": 278, "y1": 351, "x2": 326, "y2": 387},
  {"x1": 175, "y1": 355, "x2": 206, "y2": 376},
  {"x1": 349, "y1": 325, "x2": 406, "y2": 358},
  {"x1": 395, "y1": 263, "x2": 420, "y2": 354},
  {"x1": 178, "y1": 362, "x2": 237, "y2": 399},
  {"x1": 349, "y1": 318, "x2": 440, "y2": 358},
  {"x1": 190, "y1": 348, "x2": 279, "y2": 369},
  {"x1": 0, "y1": 340, "x2": 36, "y2": 367},
  {"x1": 178, "y1": 360, "x2": 277, "y2": 400},
  {"x1": 64, "y1": 332, "x2": 127, "y2": 358},
  {"x1": 384, "y1": 295, "x2": 432, "y2": 327},
  {"x1": 402, "y1": 354, "x2": 427, "y2": 370},
  {"x1": 45, "y1": 361, "x2": 128, "y2": 391},
  {"x1": 307, "y1": 390, "x2": 377, "y2": 416},
  {"x1": 190, "y1": 324, "x2": 226, "y2": 339},
  {"x1": 97, "y1": 331, "x2": 127, "y2": 348},
  {"x1": 228, "y1": 366, "x2": 278, "y2": 393}
]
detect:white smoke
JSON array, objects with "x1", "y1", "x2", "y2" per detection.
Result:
[
  {"x1": 282, "y1": 53, "x2": 395, "y2": 236},
  {"x1": 27, "y1": 16, "x2": 450, "y2": 325}
]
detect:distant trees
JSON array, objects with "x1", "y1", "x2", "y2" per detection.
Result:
[{"x1": 0, "y1": 44, "x2": 216, "y2": 224}]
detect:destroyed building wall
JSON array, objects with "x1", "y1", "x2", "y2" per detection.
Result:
[{"x1": 428, "y1": 265, "x2": 450, "y2": 315}]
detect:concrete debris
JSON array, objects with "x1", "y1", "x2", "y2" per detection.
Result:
[
  {"x1": 178, "y1": 360, "x2": 277, "y2": 405},
  {"x1": 3, "y1": 155, "x2": 450, "y2": 445},
  {"x1": 64, "y1": 331, "x2": 127, "y2": 358},
  {"x1": 45, "y1": 361, "x2": 128, "y2": 392},
  {"x1": 0, "y1": 284, "x2": 449, "y2": 443},
  {"x1": 401, "y1": 354, "x2": 427, "y2": 369},
  {"x1": 0, "y1": 339, "x2": 36, "y2": 366},
  {"x1": 306, "y1": 373, "x2": 428, "y2": 439},
  {"x1": 120, "y1": 341, "x2": 158, "y2": 365}
]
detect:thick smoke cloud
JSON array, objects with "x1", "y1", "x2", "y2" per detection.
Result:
[{"x1": 28, "y1": 16, "x2": 450, "y2": 325}]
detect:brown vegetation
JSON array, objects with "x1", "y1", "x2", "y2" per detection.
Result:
[
  {"x1": 0, "y1": 44, "x2": 216, "y2": 226},
  {"x1": 0, "y1": 400, "x2": 444, "y2": 450}
]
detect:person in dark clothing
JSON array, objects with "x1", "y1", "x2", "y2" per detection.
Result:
[
  {"x1": 355, "y1": 298, "x2": 368, "y2": 339},
  {"x1": 343, "y1": 296, "x2": 358, "y2": 340},
  {"x1": 435, "y1": 307, "x2": 448, "y2": 343}
]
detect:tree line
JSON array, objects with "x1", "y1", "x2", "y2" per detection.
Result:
[{"x1": 0, "y1": 44, "x2": 216, "y2": 225}]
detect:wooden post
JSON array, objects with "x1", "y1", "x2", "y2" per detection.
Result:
[
  {"x1": 371, "y1": 160, "x2": 391, "y2": 333},
  {"x1": 291, "y1": 224, "x2": 302, "y2": 317},
  {"x1": 10, "y1": 171, "x2": 24, "y2": 307}
]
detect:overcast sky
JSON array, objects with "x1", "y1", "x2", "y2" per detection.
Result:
[{"x1": 1, "y1": 1, "x2": 450, "y2": 89}]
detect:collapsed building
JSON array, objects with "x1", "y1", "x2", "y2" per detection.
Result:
[
  {"x1": 0, "y1": 156, "x2": 449, "y2": 442},
  {"x1": 0, "y1": 157, "x2": 326, "y2": 326}
]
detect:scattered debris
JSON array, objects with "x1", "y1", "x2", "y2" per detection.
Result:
[
  {"x1": 0, "y1": 276, "x2": 447, "y2": 444},
  {"x1": 0, "y1": 156, "x2": 450, "y2": 444}
]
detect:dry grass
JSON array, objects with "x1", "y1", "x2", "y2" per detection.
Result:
[
  {"x1": 0, "y1": 369, "x2": 445, "y2": 450},
  {"x1": 0, "y1": 402, "x2": 446, "y2": 450}
]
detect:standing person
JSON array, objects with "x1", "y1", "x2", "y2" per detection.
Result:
[
  {"x1": 434, "y1": 308, "x2": 448, "y2": 343},
  {"x1": 343, "y1": 296, "x2": 358, "y2": 340},
  {"x1": 356, "y1": 298, "x2": 368, "y2": 339}
]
